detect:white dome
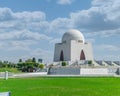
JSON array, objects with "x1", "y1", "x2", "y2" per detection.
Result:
[{"x1": 62, "y1": 29, "x2": 85, "y2": 43}]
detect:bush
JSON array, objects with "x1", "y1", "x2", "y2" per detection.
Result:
[
  {"x1": 62, "y1": 61, "x2": 67, "y2": 66},
  {"x1": 39, "y1": 64, "x2": 44, "y2": 69},
  {"x1": 88, "y1": 60, "x2": 92, "y2": 64}
]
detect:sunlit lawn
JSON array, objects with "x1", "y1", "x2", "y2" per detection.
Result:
[{"x1": 0, "y1": 77, "x2": 120, "y2": 96}]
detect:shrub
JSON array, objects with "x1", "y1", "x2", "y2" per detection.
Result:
[
  {"x1": 88, "y1": 60, "x2": 92, "y2": 64},
  {"x1": 39, "y1": 64, "x2": 44, "y2": 69},
  {"x1": 62, "y1": 61, "x2": 67, "y2": 66}
]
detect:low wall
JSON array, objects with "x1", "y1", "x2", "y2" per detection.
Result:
[
  {"x1": 48, "y1": 67, "x2": 80, "y2": 75},
  {"x1": 48, "y1": 67, "x2": 117, "y2": 76},
  {"x1": 80, "y1": 68, "x2": 108, "y2": 75},
  {"x1": 0, "y1": 67, "x2": 118, "y2": 78}
]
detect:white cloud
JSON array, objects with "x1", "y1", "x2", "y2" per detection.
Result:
[
  {"x1": 85, "y1": 38, "x2": 95, "y2": 43},
  {"x1": 92, "y1": 0, "x2": 120, "y2": 22},
  {"x1": 0, "y1": 30, "x2": 51, "y2": 41},
  {"x1": 68, "y1": 0, "x2": 120, "y2": 38},
  {"x1": 31, "y1": 48, "x2": 52, "y2": 56},
  {"x1": 0, "y1": 7, "x2": 14, "y2": 21},
  {"x1": 14, "y1": 11, "x2": 46, "y2": 22},
  {"x1": 70, "y1": 7, "x2": 119, "y2": 32},
  {"x1": 85, "y1": 28, "x2": 120, "y2": 37},
  {"x1": 1, "y1": 1, "x2": 120, "y2": 39},
  {"x1": 0, "y1": 0, "x2": 120, "y2": 62},
  {"x1": 30, "y1": 48, "x2": 53, "y2": 63},
  {"x1": 49, "y1": 38, "x2": 61, "y2": 44},
  {"x1": 96, "y1": 44, "x2": 120, "y2": 51},
  {"x1": 95, "y1": 55, "x2": 120, "y2": 61},
  {"x1": 57, "y1": 0, "x2": 74, "y2": 5},
  {"x1": 92, "y1": 0, "x2": 112, "y2": 6},
  {"x1": 50, "y1": 18, "x2": 73, "y2": 33},
  {"x1": 46, "y1": 0, "x2": 75, "y2": 5},
  {"x1": 0, "y1": 7, "x2": 46, "y2": 22},
  {"x1": 45, "y1": 0, "x2": 120, "y2": 37},
  {"x1": 0, "y1": 40, "x2": 37, "y2": 51},
  {"x1": 0, "y1": 7, "x2": 47, "y2": 33},
  {"x1": 6, "y1": 43, "x2": 31, "y2": 51},
  {"x1": 26, "y1": 21, "x2": 50, "y2": 33}
]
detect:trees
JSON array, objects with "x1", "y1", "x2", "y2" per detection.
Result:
[
  {"x1": 0, "y1": 57, "x2": 44, "y2": 72},
  {"x1": 0, "y1": 60, "x2": 17, "y2": 68},
  {"x1": 17, "y1": 57, "x2": 42, "y2": 72}
]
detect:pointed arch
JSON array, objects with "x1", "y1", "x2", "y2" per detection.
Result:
[
  {"x1": 80, "y1": 50, "x2": 86, "y2": 60},
  {"x1": 60, "y1": 50, "x2": 64, "y2": 61}
]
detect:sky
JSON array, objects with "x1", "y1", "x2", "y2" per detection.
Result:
[{"x1": 0, "y1": 0, "x2": 120, "y2": 63}]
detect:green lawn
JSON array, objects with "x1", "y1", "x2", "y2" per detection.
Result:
[{"x1": 0, "y1": 77, "x2": 120, "y2": 96}]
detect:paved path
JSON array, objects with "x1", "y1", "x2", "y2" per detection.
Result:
[{"x1": 0, "y1": 72, "x2": 118, "y2": 79}]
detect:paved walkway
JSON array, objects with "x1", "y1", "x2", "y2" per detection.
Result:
[{"x1": 0, "y1": 72, "x2": 118, "y2": 79}]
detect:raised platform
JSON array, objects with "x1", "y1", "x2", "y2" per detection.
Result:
[{"x1": 48, "y1": 67, "x2": 118, "y2": 75}]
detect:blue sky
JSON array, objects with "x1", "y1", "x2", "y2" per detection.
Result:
[{"x1": 0, "y1": 0, "x2": 120, "y2": 63}]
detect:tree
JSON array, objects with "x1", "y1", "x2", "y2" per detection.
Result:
[
  {"x1": 39, "y1": 64, "x2": 44, "y2": 69},
  {"x1": 25, "y1": 59, "x2": 32, "y2": 63},
  {"x1": 17, "y1": 62, "x2": 23, "y2": 70},
  {"x1": 2, "y1": 61, "x2": 8, "y2": 68},
  {"x1": 32, "y1": 57, "x2": 36, "y2": 63},
  {"x1": 0, "y1": 60, "x2": 3, "y2": 68},
  {"x1": 38, "y1": 59, "x2": 42, "y2": 63},
  {"x1": 34, "y1": 63, "x2": 39, "y2": 67},
  {"x1": 27, "y1": 65, "x2": 34, "y2": 72},
  {"x1": 19, "y1": 59, "x2": 22, "y2": 63}
]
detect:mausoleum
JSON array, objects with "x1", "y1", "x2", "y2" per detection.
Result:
[{"x1": 54, "y1": 29, "x2": 93, "y2": 62}]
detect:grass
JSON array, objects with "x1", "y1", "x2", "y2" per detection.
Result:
[
  {"x1": 0, "y1": 77, "x2": 120, "y2": 96},
  {"x1": 0, "y1": 68, "x2": 21, "y2": 73}
]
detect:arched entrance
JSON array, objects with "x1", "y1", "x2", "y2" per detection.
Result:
[
  {"x1": 80, "y1": 50, "x2": 86, "y2": 60},
  {"x1": 60, "y1": 50, "x2": 64, "y2": 61}
]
